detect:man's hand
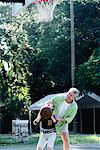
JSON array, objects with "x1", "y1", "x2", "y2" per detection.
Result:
[
  {"x1": 51, "y1": 115, "x2": 57, "y2": 123},
  {"x1": 57, "y1": 117, "x2": 65, "y2": 122}
]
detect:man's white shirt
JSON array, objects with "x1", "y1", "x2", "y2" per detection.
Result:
[{"x1": 57, "y1": 101, "x2": 70, "y2": 117}]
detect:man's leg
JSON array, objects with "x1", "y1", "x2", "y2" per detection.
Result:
[
  {"x1": 37, "y1": 146, "x2": 42, "y2": 150},
  {"x1": 60, "y1": 132, "x2": 69, "y2": 150}
]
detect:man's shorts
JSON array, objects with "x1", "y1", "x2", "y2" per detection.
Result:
[{"x1": 60, "y1": 124, "x2": 69, "y2": 134}]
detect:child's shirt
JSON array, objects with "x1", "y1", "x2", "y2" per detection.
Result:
[{"x1": 40, "y1": 115, "x2": 57, "y2": 133}]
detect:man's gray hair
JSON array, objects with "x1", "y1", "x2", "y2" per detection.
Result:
[{"x1": 67, "y1": 87, "x2": 80, "y2": 98}]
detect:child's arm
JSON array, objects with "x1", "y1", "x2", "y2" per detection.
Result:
[{"x1": 33, "y1": 112, "x2": 41, "y2": 125}]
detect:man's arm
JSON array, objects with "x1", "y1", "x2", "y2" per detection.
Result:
[{"x1": 64, "y1": 104, "x2": 78, "y2": 124}]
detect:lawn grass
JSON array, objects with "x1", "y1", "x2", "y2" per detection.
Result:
[
  {"x1": 0, "y1": 134, "x2": 100, "y2": 146},
  {"x1": 69, "y1": 134, "x2": 100, "y2": 144},
  {"x1": 0, "y1": 134, "x2": 17, "y2": 145}
]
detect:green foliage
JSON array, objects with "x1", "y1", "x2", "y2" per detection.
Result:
[
  {"x1": 74, "y1": 1, "x2": 100, "y2": 65},
  {"x1": 24, "y1": 2, "x2": 72, "y2": 99},
  {"x1": 0, "y1": 102, "x2": 5, "y2": 119},
  {"x1": 0, "y1": 5, "x2": 33, "y2": 119},
  {"x1": 76, "y1": 48, "x2": 100, "y2": 95}
]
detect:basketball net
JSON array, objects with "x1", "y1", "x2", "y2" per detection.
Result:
[
  {"x1": 33, "y1": 0, "x2": 59, "y2": 22},
  {"x1": 11, "y1": 0, "x2": 59, "y2": 22}
]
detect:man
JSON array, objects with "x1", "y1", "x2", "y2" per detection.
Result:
[{"x1": 52, "y1": 87, "x2": 79, "y2": 150}]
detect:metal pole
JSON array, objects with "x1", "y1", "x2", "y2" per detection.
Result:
[
  {"x1": 80, "y1": 109, "x2": 82, "y2": 133},
  {"x1": 29, "y1": 110, "x2": 32, "y2": 134},
  {"x1": 70, "y1": 0, "x2": 75, "y2": 87},
  {"x1": 93, "y1": 107, "x2": 96, "y2": 134}
]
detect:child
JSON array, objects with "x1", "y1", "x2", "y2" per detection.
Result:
[{"x1": 33, "y1": 102, "x2": 57, "y2": 150}]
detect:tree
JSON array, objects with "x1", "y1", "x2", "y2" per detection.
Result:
[
  {"x1": 76, "y1": 48, "x2": 100, "y2": 95},
  {"x1": 0, "y1": 4, "x2": 33, "y2": 119},
  {"x1": 0, "y1": 102, "x2": 5, "y2": 119}
]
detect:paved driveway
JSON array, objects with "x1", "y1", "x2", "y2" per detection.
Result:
[{"x1": 0, "y1": 144, "x2": 100, "y2": 150}]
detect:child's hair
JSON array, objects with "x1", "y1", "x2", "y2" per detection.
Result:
[{"x1": 40, "y1": 107, "x2": 52, "y2": 119}]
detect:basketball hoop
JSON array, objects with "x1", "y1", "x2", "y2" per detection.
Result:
[
  {"x1": 11, "y1": 0, "x2": 60, "y2": 22},
  {"x1": 33, "y1": 0, "x2": 59, "y2": 22}
]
